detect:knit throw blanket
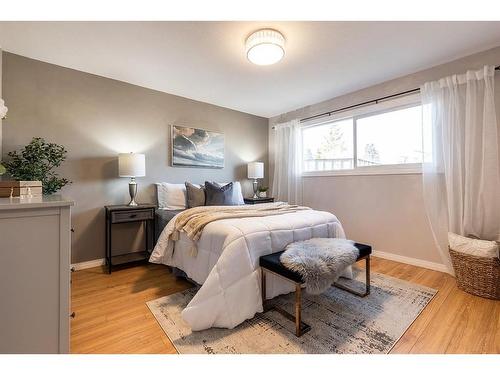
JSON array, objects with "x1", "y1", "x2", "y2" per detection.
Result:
[
  {"x1": 167, "y1": 203, "x2": 311, "y2": 256},
  {"x1": 280, "y1": 238, "x2": 359, "y2": 294}
]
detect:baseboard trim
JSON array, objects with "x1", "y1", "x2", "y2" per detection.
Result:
[
  {"x1": 71, "y1": 258, "x2": 105, "y2": 271},
  {"x1": 73, "y1": 252, "x2": 447, "y2": 273},
  {"x1": 372, "y1": 250, "x2": 448, "y2": 273}
]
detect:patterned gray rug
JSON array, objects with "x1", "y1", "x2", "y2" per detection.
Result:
[{"x1": 147, "y1": 269, "x2": 437, "y2": 354}]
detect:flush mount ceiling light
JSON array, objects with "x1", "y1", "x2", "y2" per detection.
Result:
[{"x1": 245, "y1": 29, "x2": 285, "y2": 66}]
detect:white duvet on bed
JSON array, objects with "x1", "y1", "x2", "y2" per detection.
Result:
[{"x1": 150, "y1": 209, "x2": 346, "y2": 331}]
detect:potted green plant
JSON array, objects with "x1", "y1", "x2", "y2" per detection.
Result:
[
  {"x1": 257, "y1": 186, "x2": 269, "y2": 198},
  {"x1": 3, "y1": 137, "x2": 70, "y2": 195}
]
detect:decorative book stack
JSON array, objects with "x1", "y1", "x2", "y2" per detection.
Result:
[{"x1": 0, "y1": 181, "x2": 43, "y2": 198}]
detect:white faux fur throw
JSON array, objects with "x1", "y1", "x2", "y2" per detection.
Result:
[{"x1": 280, "y1": 238, "x2": 359, "y2": 294}]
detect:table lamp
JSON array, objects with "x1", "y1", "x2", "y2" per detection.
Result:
[
  {"x1": 118, "y1": 153, "x2": 146, "y2": 206},
  {"x1": 247, "y1": 162, "x2": 264, "y2": 198}
]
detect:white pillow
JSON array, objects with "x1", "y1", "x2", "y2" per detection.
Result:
[
  {"x1": 217, "y1": 181, "x2": 245, "y2": 205},
  {"x1": 155, "y1": 183, "x2": 186, "y2": 210},
  {"x1": 448, "y1": 232, "x2": 499, "y2": 258}
]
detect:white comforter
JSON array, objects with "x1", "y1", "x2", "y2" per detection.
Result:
[{"x1": 150, "y1": 208, "x2": 346, "y2": 331}]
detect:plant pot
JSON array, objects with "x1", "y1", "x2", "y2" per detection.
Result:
[{"x1": 258, "y1": 191, "x2": 267, "y2": 198}]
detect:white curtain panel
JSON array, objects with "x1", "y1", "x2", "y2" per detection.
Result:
[
  {"x1": 421, "y1": 65, "x2": 500, "y2": 273},
  {"x1": 272, "y1": 119, "x2": 303, "y2": 205}
]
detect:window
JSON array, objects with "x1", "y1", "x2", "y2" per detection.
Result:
[
  {"x1": 302, "y1": 101, "x2": 423, "y2": 174},
  {"x1": 303, "y1": 118, "x2": 353, "y2": 172}
]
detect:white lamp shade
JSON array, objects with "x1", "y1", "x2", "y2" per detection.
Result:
[
  {"x1": 247, "y1": 162, "x2": 264, "y2": 179},
  {"x1": 118, "y1": 153, "x2": 146, "y2": 177}
]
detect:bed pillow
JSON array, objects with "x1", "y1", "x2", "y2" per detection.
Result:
[
  {"x1": 205, "y1": 181, "x2": 235, "y2": 206},
  {"x1": 185, "y1": 182, "x2": 206, "y2": 208},
  {"x1": 216, "y1": 181, "x2": 245, "y2": 205},
  {"x1": 155, "y1": 182, "x2": 186, "y2": 210}
]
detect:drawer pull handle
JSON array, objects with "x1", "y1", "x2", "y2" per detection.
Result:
[{"x1": 70, "y1": 312, "x2": 76, "y2": 318}]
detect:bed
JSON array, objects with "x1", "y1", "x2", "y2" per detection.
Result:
[
  {"x1": 150, "y1": 204, "x2": 347, "y2": 331},
  {"x1": 154, "y1": 208, "x2": 183, "y2": 244}
]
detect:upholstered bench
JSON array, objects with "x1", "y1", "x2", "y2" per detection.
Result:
[{"x1": 259, "y1": 242, "x2": 372, "y2": 337}]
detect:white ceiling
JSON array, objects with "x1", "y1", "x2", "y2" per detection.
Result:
[{"x1": 1, "y1": 21, "x2": 500, "y2": 118}]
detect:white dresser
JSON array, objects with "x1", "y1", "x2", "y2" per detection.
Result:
[{"x1": 0, "y1": 195, "x2": 73, "y2": 353}]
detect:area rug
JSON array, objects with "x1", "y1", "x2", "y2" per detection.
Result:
[{"x1": 146, "y1": 269, "x2": 437, "y2": 354}]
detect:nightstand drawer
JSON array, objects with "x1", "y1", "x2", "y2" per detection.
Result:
[
  {"x1": 244, "y1": 197, "x2": 275, "y2": 204},
  {"x1": 111, "y1": 209, "x2": 154, "y2": 223}
]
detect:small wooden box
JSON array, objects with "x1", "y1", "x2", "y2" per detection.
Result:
[{"x1": 0, "y1": 181, "x2": 43, "y2": 197}]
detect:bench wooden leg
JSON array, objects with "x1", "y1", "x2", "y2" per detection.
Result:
[
  {"x1": 295, "y1": 283, "x2": 301, "y2": 336},
  {"x1": 260, "y1": 268, "x2": 311, "y2": 337},
  {"x1": 333, "y1": 255, "x2": 371, "y2": 297},
  {"x1": 261, "y1": 267, "x2": 268, "y2": 311}
]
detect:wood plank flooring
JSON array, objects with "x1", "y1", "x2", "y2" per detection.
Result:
[{"x1": 70, "y1": 257, "x2": 499, "y2": 354}]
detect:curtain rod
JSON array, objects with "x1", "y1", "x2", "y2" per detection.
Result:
[{"x1": 272, "y1": 65, "x2": 500, "y2": 128}]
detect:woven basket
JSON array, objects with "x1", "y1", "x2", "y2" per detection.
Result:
[{"x1": 449, "y1": 248, "x2": 500, "y2": 300}]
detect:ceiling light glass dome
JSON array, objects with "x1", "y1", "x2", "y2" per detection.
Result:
[{"x1": 245, "y1": 29, "x2": 285, "y2": 66}]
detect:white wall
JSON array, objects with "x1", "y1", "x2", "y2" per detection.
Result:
[{"x1": 269, "y1": 46, "x2": 500, "y2": 270}]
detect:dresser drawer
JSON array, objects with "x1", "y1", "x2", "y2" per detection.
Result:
[{"x1": 111, "y1": 209, "x2": 154, "y2": 223}]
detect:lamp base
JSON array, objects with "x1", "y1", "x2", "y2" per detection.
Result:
[
  {"x1": 128, "y1": 178, "x2": 139, "y2": 206},
  {"x1": 252, "y1": 179, "x2": 259, "y2": 199}
]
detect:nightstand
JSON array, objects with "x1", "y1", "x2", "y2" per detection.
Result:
[
  {"x1": 244, "y1": 197, "x2": 275, "y2": 205},
  {"x1": 105, "y1": 204, "x2": 156, "y2": 274}
]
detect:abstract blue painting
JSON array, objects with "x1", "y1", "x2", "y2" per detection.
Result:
[{"x1": 172, "y1": 125, "x2": 224, "y2": 168}]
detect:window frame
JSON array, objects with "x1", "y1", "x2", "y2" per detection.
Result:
[{"x1": 301, "y1": 93, "x2": 423, "y2": 177}]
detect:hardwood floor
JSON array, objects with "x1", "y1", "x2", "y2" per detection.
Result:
[{"x1": 70, "y1": 257, "x2": 499, "y2": 354}]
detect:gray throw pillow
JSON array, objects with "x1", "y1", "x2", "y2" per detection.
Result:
[
  {"x1": 204, "y1": 181, "x2": 235, "y2": 206},
  {"x1": 185, "y1": 182, "x2": 205, "y2": 208}
]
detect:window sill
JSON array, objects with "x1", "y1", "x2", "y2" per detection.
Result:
[{"x1": 302, "y1": 164, "x2": 422, "y2": 177}]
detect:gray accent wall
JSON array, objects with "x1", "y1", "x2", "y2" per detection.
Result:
[
  {"x1": 1, "y1": 52, "x2": 268, "y2": 263},
  {"x1": 269, "y1": 46, "x2": 500, "y2": 268}
]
